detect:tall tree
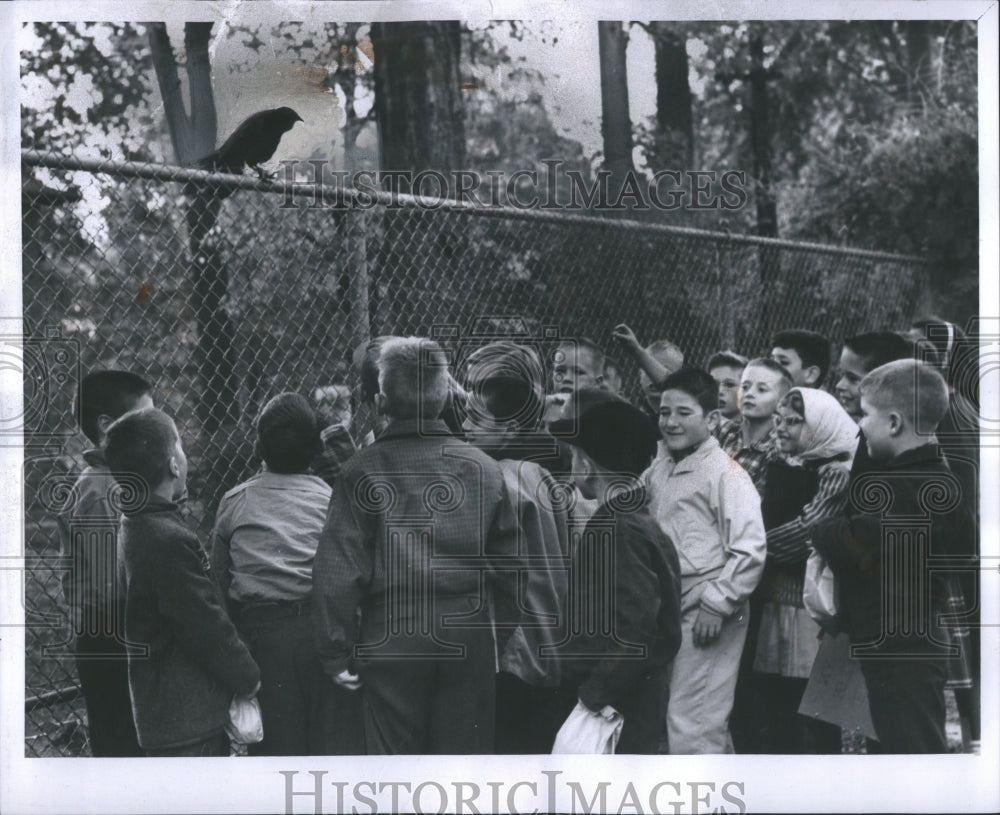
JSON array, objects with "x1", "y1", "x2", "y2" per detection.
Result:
[
  {"x1": 597, "y1": 21, "x2": 634, "y2": 204},
  {"x1": 370, "y1": 21, "x2": 466, "y2": 189},
  {"x1": 649, "y1": 21, "x2": 693, "y2": 167},
  {"x1": 148, "y1": 22, "x2": 240, "y2": 431}
]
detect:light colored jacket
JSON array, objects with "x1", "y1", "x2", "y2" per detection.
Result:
[{"x1": 642, "y1": 436, "x2": 766, "y2": 616}]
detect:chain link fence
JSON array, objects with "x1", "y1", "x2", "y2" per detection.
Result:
[{"x1": 19, "y1": 150, "x2": 931, "y2": 756}]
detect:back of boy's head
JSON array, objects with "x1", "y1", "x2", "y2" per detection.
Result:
[
  {"x1": 706, "y1": 350, "x2": 749, "y2": 372},
  {"x1": 104, "y1": 407, "x2": 176, "y2": 491},
  {"x1": 745, "y1": 357, "x2": 795, "y2": 390},
  {"x1": 657, "y1": 367, "x2": 718, "y2": 414},
  {"x1": 645, "y1": 338, "x2": 685, "y2": 372},
  {"x1": 465, "y1": 342, "x2": 544, "y2": 431},
  {"x1": 378, "y1": 337, "x2": 449, "y2": 420},
  {"x1": 771, "y1": 329, "x2": 833, "y2": 384},
  {"x1": 78, "y1": 370, "x2": 152, "y2": 445},
  {"x1": 860, "y1": 359, "x2": 949, "y2": 435},
  {"x1": 843, "y1": 331, "x2": 914, "y2": 373},
  {"x1": 257, "y1": 392, "x2": 320, "y2": 473}
]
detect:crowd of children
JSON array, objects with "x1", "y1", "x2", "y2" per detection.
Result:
[{"x1": 56, "y1": 315, "x2": 979, "y2": 756}]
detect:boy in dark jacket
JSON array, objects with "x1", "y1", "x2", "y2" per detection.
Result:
[
  {"x1": 106, "y1": 408, "x2": 260, "y2": 756},
  {"x1": 549, "y1": 388, "x2": 683, "y2": 754},
  {"x1": 811, "y1": 360, "x2": 969, "y2": 752}
]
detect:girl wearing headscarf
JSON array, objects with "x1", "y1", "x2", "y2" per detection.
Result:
[{"x1": 750, "y1": 387, "x2": 858, "y2": 753}]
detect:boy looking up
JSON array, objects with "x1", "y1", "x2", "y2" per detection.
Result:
[
  {"x1": 544, "y1": 337, "x2": 607, "y2": 425},
  {"x1": 56, "y1": 369, "x2": 152, "y2": 757},
  {"x1": 550, "y1": 388, "x2": 682, "y2": 754},
  {"x1": 611, "y1": 323, "x2": 685, "y2": 416},
  {"x1": 107, "y1": 409, "x2": 260, "y2": 757},
  {"x1": 706, "y1": 350, "x2": 749, "y2": 423},
  {"x1": 312, "y1": 337, "x2": 523, "y2": 754},
  {"x1": 212, "y1": 393, "x2": 360, "y2": 755},
  {"x1": 771, "y1": 329, "x2": 832, "y2": 388},
  {"x1": 811, "y1": 361, "x2": 969, "y2": 752},
  {"x1": 644, "y1": 368, "x2": 766, "y2": 753}
]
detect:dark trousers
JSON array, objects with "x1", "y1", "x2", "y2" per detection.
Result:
[
  {"x1": 145, "y1": 731, "x2": 228, "y2": 757},
  {"x1": 358, "y1": 626, "x2": 497, "y2": 754},
  {"x1": 860, "y1": 657, "x2": 948, "y2": 753},
  {"x1": 750, "y1": 674, "x2": 842, "y2": 754},
  {"x1": 74, "y1": 632, "x2": 142, "y2": 757},
  {"x1": 236, "y1": 602, "x2": 363, "y2": 756},
  {"x1": 615, "y1": 667, "x2": 670, "y2": 755},
  {"x1": 495, "y1": 672, "x2": 576, "y2": 754}
]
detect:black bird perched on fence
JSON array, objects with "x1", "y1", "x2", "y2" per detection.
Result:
[{"x1": 195, "y1": 106, "x2": 303, "y2": 180}]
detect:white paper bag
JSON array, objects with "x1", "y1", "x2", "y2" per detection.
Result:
[
  {"x1": 225, "y1": 695, "x2": 264, "y2": 745},
  {"x1": 551, "y1": 701, "x2": 623, "y2": 754},
  {"x1": 802, "y1": 548, "x2": 839, "y2": 628}
]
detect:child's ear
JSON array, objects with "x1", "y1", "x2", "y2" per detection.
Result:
[
  {"x1": 373, "y1": 392, "x2": 388, "y2": 417},
  {"x1": 888, "y1": 410, "x2": 905, "y2": 436},
  {"x1": 706, "y1": 408, "x2": 721, "y2": 432},
  {"x1": 805, "y1": 366, "x2": 821, "y2": 386},
  {"x1": 168, "y1": 453, "x2": 181, "y2": 479},
  {"x1": 96, "y1": 413, "x2": 114, "y2": 439}
]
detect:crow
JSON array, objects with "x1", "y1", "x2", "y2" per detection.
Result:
[{"x1": 195, "y1": 106, "x2": 303, "y2": 180}]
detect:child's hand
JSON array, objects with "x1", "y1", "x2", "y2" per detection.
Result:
[
  {"x1": 692, "y1": 607, "x2": 723, "y2": 647},
  {"x1": 334, "y1": 669, "x2": 363, "y2": 691},
  {"x1": 612, "y1": 323, "x2": 641, "y2": 352}
]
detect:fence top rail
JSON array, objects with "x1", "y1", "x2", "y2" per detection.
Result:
[{"x1": 22, "y1": 149, "x2": 931, "y2": 265}]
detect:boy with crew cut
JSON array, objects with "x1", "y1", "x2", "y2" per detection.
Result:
[
  {"x1": 544, "y1": 337, "x2": 608, "y2": 426},
  {"x1": 107, "y1": 409, "x2": 260, "y2": 757},
  {"x1": 643, "y1": 368, "x2": 766, "y2": 753},
  {"x1": 811, "y1": 360, "x2": 970, "y2": 752},
  {"x1": 611, "y1": 323, "x2": 685, "y2": 418},
  {"x1": 771, "y1": 329, "x2": 833, "y2": 388},
  {"x1": 312, "y1": 337, "x2": 523, "y2": 754},
  {"x1": 56, "y1": 369, "x2": 153, "y2": 757},
  {"x1": 212, "y1": 392, "x2": 361, "y2": 755}
]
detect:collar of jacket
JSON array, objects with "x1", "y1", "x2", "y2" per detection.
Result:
[
  {"x1": 668, "y1": 435, "x2": 723, "y2": 473},
  {"x1": 125, "y1": 493, "x2": 180, "y2": 517},
  {"x1": 879, "y1": 443, "x2": 943, "y2": 470},
  {"x1": 376, "y1": 418, "x2": 452, "y2": 441},
  {"x1": 82, "y1": 447, "x2": 107, "y2": 468}
]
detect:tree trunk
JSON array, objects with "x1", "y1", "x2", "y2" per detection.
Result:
[
  {"x1": 598, "y1": 21, "x2": 634, "y2": 205},
  {"x1": 371, "y1": 21, "x2": 466, "y2": 189},
  {"x1": 650, "y1": 21, "x2": 693, "y2": 167},
  {"x1": 147, "y1": 22, "x2": 239, "y2": 432}
]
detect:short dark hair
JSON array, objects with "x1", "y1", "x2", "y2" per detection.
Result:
[
  {"x1": 378, "y1": 337, "x2": 449, "y2": 420},
  {"x1": 744, "y1": 357, "x2": 795, "y2": 390},
  {"x1": 843, "y1": 331, "x2": 914, "y2": 374},
  {"x1": 861, "y1": 359, "x2": 949, "y2": 434},
  {"x1": 104, "y1": 408, "x2": 177, "y2": 491},
  {"x1": 658, "y1": 367, "x2": 719, "y2": 414},
  {"x1": 257, "y1": 393, "x2": 320, "y2": 473},
  {"x1": 478, "y1": 378, "x2": 543, "y2": 431},
  {"x1": 771, "y1": 329, "x2": 833, "y2": 385},
  {"x1": 78, "y1": 370, "x2": 152, "y2": 445},
  {"x1": 706, "y1": 350, "x2": 749, "y2": 371}
]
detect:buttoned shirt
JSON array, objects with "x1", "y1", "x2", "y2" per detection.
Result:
[
  {"x1": 717, "y1": 416, "x2": 781, "y2": 496},
  {"x1": 642, "y1": 436, "x2": 766, "y2": 616}
]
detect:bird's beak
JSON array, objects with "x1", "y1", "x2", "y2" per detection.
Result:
[{"x1": 295, "y1": 113, "x2": 304, "y2": 123}]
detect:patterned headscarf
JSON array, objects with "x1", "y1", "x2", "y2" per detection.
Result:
[{"x1": 786, "y1": 387, "x2": 858, "y2": 463}]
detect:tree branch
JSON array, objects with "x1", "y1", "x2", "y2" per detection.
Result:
[{"x1": 146, "y1": 22, "x2": 192, "y2": 163}]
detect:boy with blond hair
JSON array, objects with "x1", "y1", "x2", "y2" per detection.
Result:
[
  {"x1": 312, "y1": 337, "x2": 523, "y2": 754},
  {"x1": 811, "y1": 360, "x2": 970, "y2": 752}
]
